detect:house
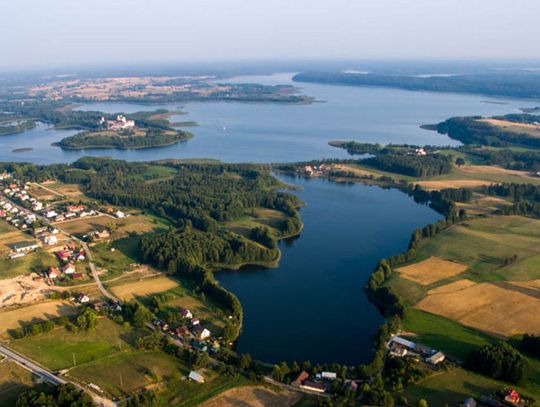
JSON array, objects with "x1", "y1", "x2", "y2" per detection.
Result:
[
  {"x1": 300, "y1": 380, "x2": 326, "y2": 393},
  {"x1": 462, "y1": 398, "x2": 477, "y2": 407},
  {"x1": 426, "y1": 351, "x2": 445, "y2": 365},
  {"x1": 12, "y1": 241, "x2": 38, "y2": 253},
  {"x1": 321, "y1": 371, "x2": 337, "y2": 380},
  {"x1": 193, "y1": 325, "x2": 211, "y2": 339},
  {"x1": 504, "y1": 389, "x2": 520, "y2": 405},
  {"x1": 75, "y1": 251, "x2": 86, "y2": 261},
  {"x1": 344, "y1": 380, "x2": 358, "y2": 393},
  {"x1": 56, "y1": 250, "x2": 72, "y2": 261},
  {"x1": 48, "y1": 267, "x2": 60, "y2": 279},
  {"x1": 181, "y1": 309, "x2": 193, "y2": 319},
  {"x1": 43, "y1": 235, "x2": 58, "y2": 246},
  {"x1": 188, "y1": 371, "x2": 205, "y2": 384},
  {"x1": 45, "y1": 210, "x2": 58, "y2": 218},
  {"x1": 67, "y1": 205, "x2": 86, "y2": 213},
  {"x1": 191, "y1": 319, "x2": 200, "y2": 326},
  {"x1": 62, "y1": 263, "x2": 76, "y2": 275},
  {"x1": 76, "y1": 294, "x2": 90, "y2": 303},
  {"x1": 9, "y1": 252, "x2": 26, "y2": 259},
  {"x1": 115, "y1": 210, "x2": 125, "y2": 219},
  {"x1": 292, "y1": 371, "x2": 309, "y2": 387}
]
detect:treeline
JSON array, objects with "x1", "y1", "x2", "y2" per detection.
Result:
[
  {"x1": 293, "y1": 71, "x2": 540, "y2": 99},
  {"x1": 54, "y1": 128, "x2": 191, "y2": 150},
  {"x1": 467, "y1": 342, "x2": 529, "y2": 383},
  {"x1": 366, "y1": 187, "x2": 469, "y2": 317},
  {"x1": 483, "y1": 183, "x2": 540, "y2": 217},
  {"x1": 363, "y1": 153, "x2": 452, "y2": 177},
  {"x1": 437, "y1": 115, "x2": 540, "y2": 148},
  {"x1": 458, "y1": 145, "x2": 540, "y2": 171},
  {"x1": 328, "y1": 141, "x2": 453, "y2": 178},
  {"x1": 16, "y1": 384, "x2": 94, "y2": 407}
]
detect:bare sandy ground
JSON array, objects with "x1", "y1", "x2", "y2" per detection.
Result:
[
  {"x1": 199, "y1": 386, "x2": 302, "y2": 407},
  {"x1": 0, "y1": 274, "x2": 61, "y2": 309}
]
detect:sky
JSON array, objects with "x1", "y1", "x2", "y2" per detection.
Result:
[{"x1": 1, "y1": 0, "x2": 539, "y2": 69}]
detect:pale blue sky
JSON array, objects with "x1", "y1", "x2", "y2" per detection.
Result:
[{"x1": 1, "y1": 0, "x2": 538, "y2": 68}]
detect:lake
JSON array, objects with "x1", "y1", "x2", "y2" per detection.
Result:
[
  {"x1": 0, "y1": 73, "x2": 532, "y2": 364},
  {"x1": 217, "y1": 175, "x2": 441, "y2": 364},
  {"x1": 0, "y1": 72, "x2": 537, "y2": 164}
]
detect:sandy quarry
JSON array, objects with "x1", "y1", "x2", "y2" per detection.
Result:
[{"x1": 0, "y1": 274, "x2": 61, "y2": 309}]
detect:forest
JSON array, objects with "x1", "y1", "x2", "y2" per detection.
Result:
[
  {"x1": 293, "y1": 71, "x2": 540, "y2": 99},
  {"x1": 53, "y1": 128, "x2": 191, "y2": 150},
  {"x1": 329, "y1": 141, "x2": 453, "y2": 177},
  {"x1": 437, "y1": 115, "x2": 540, "y2": 148}
]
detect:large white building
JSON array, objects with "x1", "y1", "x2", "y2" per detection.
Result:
[{"x1": 101, "y1": 115, "x2": 135, "y2": 131}]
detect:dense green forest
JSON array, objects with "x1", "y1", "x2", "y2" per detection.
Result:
[
  {"x1": 53, "y1": 128, "x2": 191, "y2": 150},
  {"x1": 293, "y1": 71, "x2": 540, "y2": 99},
  {"x1": 437, "y1": 114, "x2": 540, "y2": 148},
  {"x1": 329, "y1": 141, "x2": 453, "y2": 177}
]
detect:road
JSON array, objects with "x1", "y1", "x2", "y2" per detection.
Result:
[
  {"x1": 0, "y1": 344, "x2": 116, "y2": 407},
  {"x1": 2, "y1": 192, "x2": 120, "y2": 304}
]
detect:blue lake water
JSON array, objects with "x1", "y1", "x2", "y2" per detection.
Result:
[
  {"x1": 217, "y1": 176, "x2": 441, "y2": 364},
  {"x1": 0, "y1": 72, "x2": 536, "y2": 164},
  {"x1": 0, "y1": 72, "x2": 534, "y2": 364}
]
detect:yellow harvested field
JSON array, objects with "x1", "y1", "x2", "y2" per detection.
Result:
[
  {"x1": 57, "y1": 215, "x2": 114, "y2": 235},
  {"x1": 459, "y1": 164, "x2": 535, "y2": 179},
  {"x1": 480, "y1": 118, "x2": 540, "y2": 134},
  {"x1": 0, "y1": 301, "x2": 77, "y2": 334},
  {"x1": 110, "y1": 276, "x2": 178, "y2": 300},
  {"x1": 199, "y1": 386, "x2": 302, "y2": 407},
  {"x1": 397, "y1": 256, "x2": 468, "y2": 285},
  {"x1": 426, "y1": 279, "x2": 477, "y2": 295},
  {"x1": 416, "y1": 282, "x2": 540, "y2": 337},
  {"x1": 332, "y1": 164, "x2": 381, "y2": 178},
  {"x1": 415, "y1": 179, "x2": 493, "y2": 190}
]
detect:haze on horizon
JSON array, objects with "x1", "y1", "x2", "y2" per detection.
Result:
[{"x1": 1, "y1": 0, "x2": 539, "y2": 70}]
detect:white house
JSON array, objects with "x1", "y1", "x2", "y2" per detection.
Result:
[
  {"x1": 321, "y1": 372, "x2": 337, "y2": 380},
  {"x1": 62, "y1": 263, "x2": 76, "y2": 275},
  {"x1": 115, "y1": 210, "x2": 125, "y2": 219},
  {"x1": 43, "y1": 235, "x2": 58, "y2": 246},
  {"x1": 181, "y1": 309, "x2": 193, "y2": 319},
  {"x1": 426, "y1": 351, "x2": 445, "y2": 365},
  {"x1": 193, "y1": 325, "x2": 211, "y2": 340},
  {"x1": 188, "y1": 371, "x2": 205, "y2": 383}
]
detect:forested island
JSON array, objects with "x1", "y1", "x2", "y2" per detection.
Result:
[
  {"x1": 53, "y1": 128, "x2": 192, "y2": 150},
  {"x1": 293, "y1": 71, "x2": 540, "y2": 99}
]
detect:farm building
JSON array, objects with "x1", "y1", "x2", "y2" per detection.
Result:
[
  {"x1": 188, "y1": 371, "x2": 205, "y2": 383},
  {"x1": 426, "y1": 351, "x2": 445, "y2": 365},
  {"x1": 300, "y1": 380, "x2": 326, "y2": 393},
  {"x1": 11, "y1": 241, "x2": 38, "y2": 253}
]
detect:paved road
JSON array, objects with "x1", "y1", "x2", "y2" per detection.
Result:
[
  {"x1": 0, "y1": 344, "x2": 66, "y2": 385},
  {"x1": 0, "y1": 344, "x2": 116, "y2": 407}
]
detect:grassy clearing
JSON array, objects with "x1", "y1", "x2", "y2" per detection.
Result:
[
  {"x1": 162, "y1": 373, "x2": 248, "y2": 407},
  {"x1": 404, "y1": 367, "x2": 539, "y2": 406},
  {"x1": 70, "y1": 350, "x2": 187, "y2": 398},
  {"x1": 0, "y1": 224, "x2": 36, "y2": 257},
  {"x1": 0, "y1": 249, "x2": 59, "y2": 280},
  {"x1": 10, "y1": 318, "x2": 141, "y2": 371},
  {"x1": 403, "y1": 309, "x2": 496, "y2": 360},
  {"x1": 224, "y1": 207, "x2": 288, "y2": 240},
  {"x1": 92, "y1": 236, "x2": 142, "y2": 278}
]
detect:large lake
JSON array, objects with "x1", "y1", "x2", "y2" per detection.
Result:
[
  {"x1": 0, "y1": 72, "x2": 537, "y2": 164},
  {"x1": 0, "y1": 73, "x2": 536, "y2": 364},
  {"x1": 218, "y1": 175, "x2": 441, "y2": 364}
]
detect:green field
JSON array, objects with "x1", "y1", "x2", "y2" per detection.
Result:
[
  {"x1": 10, "y1": 318, "x2": 142, "y2": 371},
  {"x1": 0, "y1": 249, "x2": 60, "y2": 280},
  {"x1": 394, "y1": 216, "x2": 540, "y2": 296},
  {"x1": 403, "y1": 309, "x2": 496, "y2": 360},
  {"x1": 70, "y1": 350, "x2": 187, "y2": 398}
]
